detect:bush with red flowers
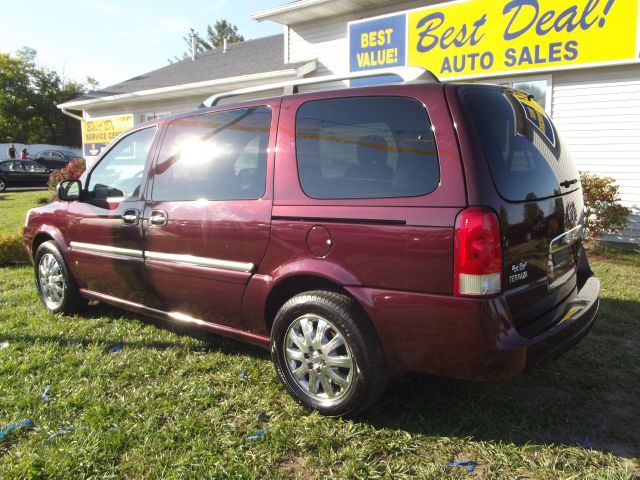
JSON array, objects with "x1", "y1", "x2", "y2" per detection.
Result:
[
  {"x1": 580, "y1": 172, "x2": 631, "y2": 240},
  {"x1": 48, "y1": 158, "x2": 86, "y2": 190}
]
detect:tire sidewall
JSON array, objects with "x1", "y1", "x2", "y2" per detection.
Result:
[
  {"x1": 0, "y1": 177, "x2": 7, "y2": 192},
  {"x1": 271, "y1": 292, "x2": 376, "y2": 417}
]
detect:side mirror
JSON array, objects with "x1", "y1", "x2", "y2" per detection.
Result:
[{"x1": 57, "y1": 180, "x2": 82, "y2": 201}]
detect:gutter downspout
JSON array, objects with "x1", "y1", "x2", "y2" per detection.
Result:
[{"x1": 60, "y1": 107, "x2": 84, "y2": 122}]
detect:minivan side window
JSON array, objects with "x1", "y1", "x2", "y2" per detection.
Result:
[
  {"x1": 87, "y1": 127, "x2": 156, "y2": 200},
  {"x1": 295, "y1": 96, "x2": 439, "y2": 199},
  {"x1": 152, "y1": 106, "x2": 271, "y2": 202}
]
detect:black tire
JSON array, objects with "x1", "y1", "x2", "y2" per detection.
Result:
[
  {"x1": 34, "y1": 241, "x2": 86, "y2": 314},
  {"x1": 0, "y1": 177, "x2": 7, "y2": 192},
  {"x1": 271, "y1": 290, "x2": 389, "y2": 417}
]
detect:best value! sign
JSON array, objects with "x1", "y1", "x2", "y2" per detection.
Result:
[
  {"x1": 349, "y1": 0, "x2": 640, "y2": 79},
  {"x1": 82, "y1": 114, "x2": 134, "y2": 157}
]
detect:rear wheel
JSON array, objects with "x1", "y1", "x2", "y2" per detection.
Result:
[
  {"x1": 0, "y1": 177, "x2": 7, "y2": 192},
  {"x1": 271, "y1": 290, "x2": 389, "y2": 417},
  {"x1": 34, "y1": 241, "x2": 86, "y2": 314}
]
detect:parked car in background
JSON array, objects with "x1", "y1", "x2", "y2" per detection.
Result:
[
  {"x1": 33, "y1": 150, "x2": 82, "y2": 170},
  {"x1": 0, "y1": 160, "x2": 50, "y2": 192},
  {"x1": 23, "y1": 69, "x2": 600, "y2": 416}
]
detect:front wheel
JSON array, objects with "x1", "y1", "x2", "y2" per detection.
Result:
[
  {"x1": 271, "y1": 291, "x2": 389, "y2": 417},
  {"x1": 0, "y1": 177, "x2": 7, "y2": 192},
  {"x1": 34, "y1": 241, "x2": 86, "y2": 314}
]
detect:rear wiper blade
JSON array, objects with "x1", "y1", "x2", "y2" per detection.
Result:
[{"x1": 560, "y1": 179, "x2": 578, "y2": 188}]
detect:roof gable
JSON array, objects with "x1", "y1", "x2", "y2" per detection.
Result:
[{"x1": 76, "y1": 34, "x2": 293, "y2": 100}]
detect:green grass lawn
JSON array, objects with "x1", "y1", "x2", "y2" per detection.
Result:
[
  {"x1": 0, "y1": 190, "x2": 49, "y2": 234},
  {"x1": 1, "y1": 191, "x2": 639, "y2": 478}
]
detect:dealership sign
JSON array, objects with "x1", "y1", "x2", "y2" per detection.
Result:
[
  {"x1": 82, "y1": 114, "x2": 134, "y2": 157},
  {"x1": 349, "y1": 0, "x2": 640, "y2": 79}
]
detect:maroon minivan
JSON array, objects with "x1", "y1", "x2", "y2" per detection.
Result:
[{"x1": 24, "y1": 71, "x2": 600, "y2": 416}]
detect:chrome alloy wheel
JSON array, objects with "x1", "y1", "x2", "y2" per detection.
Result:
[
  {"x1": 38, "y1": 253, "x2": 65, "y2": 309},
  {"x1": 284, "y1": 314, "x2": 354, "y2": 402}
]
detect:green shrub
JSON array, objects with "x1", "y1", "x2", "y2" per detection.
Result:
[
  {"x1": 0, "y1": 232, "x2": 29, "y2": 266},
  {"x1": 48, "y1": 158, "x2": 86, "y2": 190},
  {"x1": 580, "y1": 172, "x2": 631, "y2": 240}
]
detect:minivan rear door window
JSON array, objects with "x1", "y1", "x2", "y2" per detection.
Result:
[{"x1": 295, "y1": 96, "x2": 440, "y2": 200}]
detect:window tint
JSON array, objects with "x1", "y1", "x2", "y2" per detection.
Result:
[
  {"x1": 4, "y1": 161, "x2": 24, "y2": 171},
  {"x1": 88, "y1": 127, "x2": 156, "y2": 200},
  {"x1": 295, "y1": 97, "x2": 439, "y2": 199},
  {"x1": 461, "y1": 87, "x2": 578, "y2": 201},
  {"x1": 24, "y1": 161, "x2": 48, "y2": 173},
  {"x1": 152, "y1": 106, "x2": 271, "y2": 201}
]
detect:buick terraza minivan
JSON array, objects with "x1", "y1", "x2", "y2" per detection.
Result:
[{"x1": 24, "y1": 69, "x2": 600, "y2": 416}]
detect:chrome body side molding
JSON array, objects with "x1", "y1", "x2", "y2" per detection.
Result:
[
  {"x1": 70, "y1": 241, "x2": 143, "y2": 259},
  {"x1": 144, "y1": 251, "x2": 254, "y2": 273},
  {"x1": 70, "y1": 242, "x2": 255, "y2": 273}
]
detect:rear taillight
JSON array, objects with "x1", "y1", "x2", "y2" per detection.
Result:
[{"x1": 454, "y1": 208, "x2": 502, "y2": 297}]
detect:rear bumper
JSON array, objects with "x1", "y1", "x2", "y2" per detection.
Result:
[{"x1": 347, "y1": 275, "x2": 600, "y2": 380}]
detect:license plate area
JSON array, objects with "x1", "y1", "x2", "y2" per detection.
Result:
[{"x1": 548, "y1": 226, "x2": 582, "y2": 290}]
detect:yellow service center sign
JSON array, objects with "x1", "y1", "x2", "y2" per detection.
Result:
[
  {"x1": 82, "y1": 114, "x2": 134, "y2": 157},
  {"x1": 407, "y1": 0, "x2": 639, "y2": 78}
]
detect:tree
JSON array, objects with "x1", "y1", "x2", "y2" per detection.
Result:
[
  {"x1": 86, "y1": 76, "x2": 100, "y2": 91},
  {"x1": 204, "y1": 20, "x2": 245, "y2": 48},
  {"x1": 172, "y1": 20, "x2": 245, "y2": 61},
  {"x1": 0, "y1": 48, "x2": 86, "y2": 147}
]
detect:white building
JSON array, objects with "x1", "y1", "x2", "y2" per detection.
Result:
[{"x1": 60, "y1": 0, "x2": 640, "y2": 247}]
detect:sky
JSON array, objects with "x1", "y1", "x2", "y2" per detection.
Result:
[{"x1": 0, "y1": 0, "x2": 286, "y2": 88}]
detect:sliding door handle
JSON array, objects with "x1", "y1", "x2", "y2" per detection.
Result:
[{"x1": 149, "y1": 209, "x2": 168, "y2": 226}]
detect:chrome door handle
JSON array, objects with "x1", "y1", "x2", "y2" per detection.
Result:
[
  {"x1": 149, "y1": 209, "x2": 168, "y2": 226},
  {"x1": 122, "y1": 209, "x2": 139, "y2": 225}
]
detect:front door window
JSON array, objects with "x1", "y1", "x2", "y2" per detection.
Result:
[{"x1": 87, "y1": 127, "x2": 156, "y2": 201}]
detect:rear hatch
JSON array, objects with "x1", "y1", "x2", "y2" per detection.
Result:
[{"x1": 460, "y1": 86, "x2": 585, "y2": 336}]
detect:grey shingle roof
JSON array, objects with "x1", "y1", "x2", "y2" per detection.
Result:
[{"x1": 76, "y1": 34, "x2": 302, "y2": 100}]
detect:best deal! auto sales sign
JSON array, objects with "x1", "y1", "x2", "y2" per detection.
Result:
[{"x1": 349, "y1": 0, "x2": 640, "y2": 79}]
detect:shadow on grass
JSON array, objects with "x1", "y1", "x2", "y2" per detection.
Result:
[
  {"x1": 2, "y1": 187, "x2": 48, "y2": 193},
  {"x1": 359, "y1": 297, "x2": 640, "y2": 459},
  {"x1": 3, "y1": 301, "x2": 268, "y2": 360}
]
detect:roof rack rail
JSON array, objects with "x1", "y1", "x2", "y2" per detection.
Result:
[{"x1": 199, "y1": 66, "x2": 438, "y2": 108}]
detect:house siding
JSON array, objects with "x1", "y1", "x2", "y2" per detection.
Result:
[{"x1": 552, "y1": 65, "x2": 640, "y2": 244}]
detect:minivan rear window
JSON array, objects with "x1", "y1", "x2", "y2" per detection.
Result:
[
  {"x1": 295, "y1": 96, "x2": 439, "y2": 199},
  {"x1": 461, "y1": 87, "x2": 579, "y2": 202}
]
